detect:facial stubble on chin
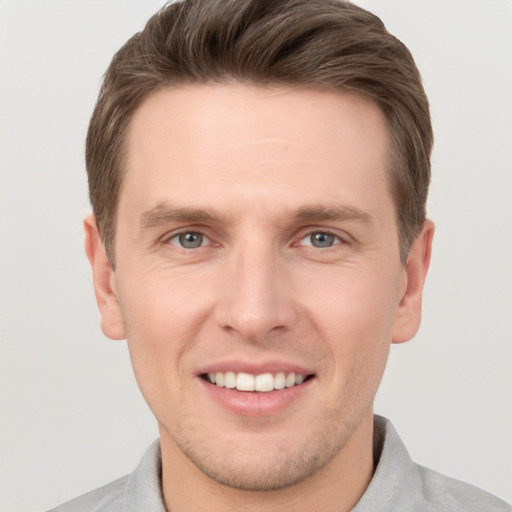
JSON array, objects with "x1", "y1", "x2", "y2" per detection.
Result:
[{"x1": 161, "y1": 390, "x2": 375, "y2": 493}]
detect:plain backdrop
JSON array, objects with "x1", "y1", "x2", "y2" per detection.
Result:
[{"x1": 1, "y1": 1, "x2": 511, "y2": 510}]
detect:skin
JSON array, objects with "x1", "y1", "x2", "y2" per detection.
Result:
[{"x1": 85, "y1": 83, "x2": 433, "y2": 512}]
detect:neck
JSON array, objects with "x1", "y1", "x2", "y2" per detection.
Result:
[{"x1": 159, "y1": 413, "x2": 375, "y2": 512}]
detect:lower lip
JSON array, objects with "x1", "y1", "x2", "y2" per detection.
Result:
[{"x1": 198, "y1": 377, "x2": 314, "y2": 417}]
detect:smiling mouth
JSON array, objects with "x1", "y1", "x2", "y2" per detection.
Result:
[{"x1": 201, "y1": 371, "x2": 314, "y2": 393}]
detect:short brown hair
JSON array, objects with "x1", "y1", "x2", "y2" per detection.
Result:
[{"x1": 86, "y1": 0, "x2": 432, "y2": 265}]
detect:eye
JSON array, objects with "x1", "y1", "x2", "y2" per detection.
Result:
[
  {"x1": 168, "y1": 231, "x2": 208, "y2": 249},
  {"x1": 299, "y1": 231, "x2": 342, "y2": 248}
]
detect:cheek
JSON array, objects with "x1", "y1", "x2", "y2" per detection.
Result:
[
  {"x1": 120, "y1": 266, "x2": 212, "y2": 336},
  {"x1": 300, "y1": 267, "x2": 399, "y2": 363},
  {"x1": 118, "y1": 272, "x2": 212, "y2": 393},
  {"x1": 321, "y1": 276, "x2": 395, "y2": 409}
]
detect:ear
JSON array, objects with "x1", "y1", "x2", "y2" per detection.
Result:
[
  {"x1": 84, "y1": 214, "x2": 126, "y2": 340},
  {"x1": 392, "y1": 220, "x2": 434, "y2": 344}
]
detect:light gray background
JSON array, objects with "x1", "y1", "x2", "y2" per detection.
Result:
[{"x1": 1, "y1": 1, "x2": 511, "y2": 510}]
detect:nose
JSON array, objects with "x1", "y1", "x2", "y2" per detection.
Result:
[{"x1": 213, "y1": 243, "x2": 297, "y2": 342}]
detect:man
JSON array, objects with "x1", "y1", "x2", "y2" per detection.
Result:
[{"x1": 49, "y1": 0, "x2": 509, "y2": 510}]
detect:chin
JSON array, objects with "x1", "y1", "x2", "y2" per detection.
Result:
[
  {"x1": 169, "y1": 420, "x2": 355, "y2": 492},
  {"x1": 187, "y1": 450, "x2": 325, "y2": 491}
]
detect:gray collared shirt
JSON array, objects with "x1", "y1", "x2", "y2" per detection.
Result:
[{"x1": 48, "y1": 416, "x2": 510, "y2": 511}]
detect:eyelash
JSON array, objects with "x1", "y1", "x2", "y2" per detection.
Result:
[
  {"x1": 296, "y1": 229, "x2": 346, "y2": 249},
  {"x1": 164, "y1": 230, "x2": 213, "y2": 249},
  {"x1": 162, "y1": 228, "x2": 347, "y2": 251}
]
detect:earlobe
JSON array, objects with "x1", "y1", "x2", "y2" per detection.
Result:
[
  {"x1": 392, "y1": 220, "x2": 434, "y2": 344},
  {"x1": 84, "y1": 214, "x2": 126, "y2": 340}
]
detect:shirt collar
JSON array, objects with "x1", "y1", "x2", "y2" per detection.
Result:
[
  {"x1": 121, "y1": 416, "x2": 417, "y2": 512},
  {"x1": 122, "y1": 439, "x2": 166, "y2": 512},
  {"x1": 352, "y1": 415, "x2": 421, "y2": 511}
]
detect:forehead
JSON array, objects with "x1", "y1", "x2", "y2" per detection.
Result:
[{"x1": 120, "y1": 83, "x2": 392, "y2": 219}]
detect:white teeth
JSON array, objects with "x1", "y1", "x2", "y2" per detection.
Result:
[
  {"x1": 274, "y1": 372, "x2": 286, "y2": 389},
  {"x1": 255, "y1": 373, "x2": 274, "y2": 392},
  {"x1": 207, "y1": 371, "x2": 308, "y2": 392},
  {"x1": 224, "y1": 371, "x2": 236, "y2": 389},
  {"x1": 295, "y1": 374, "x2": 305, "y2": 385},
  {"x1": 236, "y1": 372, "x2": 255, "y2": 391}
]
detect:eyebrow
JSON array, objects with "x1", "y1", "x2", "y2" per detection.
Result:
[
  {"x1": 293, "y1": 204, "x2": 373, "y2": 224},
  {"x1": 138, "y1": 202, "x2": 373, "y2": 231},
  {"x1": 138, "y1": 204, "x2": 220, "y2": 230}
]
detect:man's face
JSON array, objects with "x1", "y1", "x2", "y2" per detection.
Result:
[{"x1": 89, "y1": 84, "x2": 430, "y2": 491}]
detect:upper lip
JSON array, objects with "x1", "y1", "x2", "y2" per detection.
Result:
[{"x1": 197, "y1": 358, "x2": 315, "y2": 377}]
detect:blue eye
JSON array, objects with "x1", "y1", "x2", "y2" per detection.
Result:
[
  {"x1": 300, "y1": 232, "x2": 340, "y2": 248},
  {"x1": 310, "y1": 232, "x2": 336, "y2": 247},
  {"x1": 170, "y1": 232, "x2": 206, "y2": 249}
]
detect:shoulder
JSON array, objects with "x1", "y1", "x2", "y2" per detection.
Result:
[
  {"x1": 46, "y1": 475, "x2": 128, "y2": 512},
  {"x1": 356, "y1": 416, "x2": 511, "y2": 512},
  {"x1": 416, "y1": 464, "x2": 511, "y2": 512},
  {"x1": 46, "y1": 440, "x2": 163, "y2": 512}
]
